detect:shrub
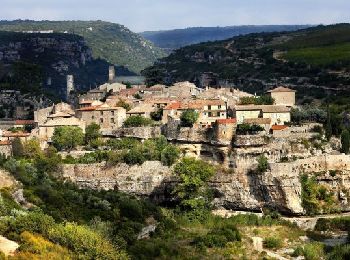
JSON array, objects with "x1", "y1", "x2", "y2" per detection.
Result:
[
  {"x1": 292, "y1": 242, "x2": 324, "y2": 260},
  {"x1": 263, "y1": 237, "x2": 283, "y2": 249},
  {"x1": 161, "y1": 145, "x2": 180, "y2": 166},
  {"x1": 180, "y1": 109, "x2": 199, "y2": 127},
  {"x1": 236, "y1": 124, "x2": 264, "y2": 135},
  {"x1": 123, "y1": 116, "x2": 154, "y2": 127},
  {"x1": 48, "y1": 222, "x2": 128, "y2": 260},
  {"x1": 193, "y1": 224, "x2": 241, "y2": 248},
  {"x1": 13, "y1": 231, "x2": 72, "y2": 259}
]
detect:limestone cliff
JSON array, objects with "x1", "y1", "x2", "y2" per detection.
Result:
[{"x1": 58, "y1": 154, "x2": 350, "y2": 216}]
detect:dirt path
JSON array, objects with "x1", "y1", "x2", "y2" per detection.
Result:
[{"x1": 0, "y1": 235, "x2": 19, "y2": 256}]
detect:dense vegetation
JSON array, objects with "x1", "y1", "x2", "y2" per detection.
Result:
[
  {"x1": 142, "y1": 24, "x2": 350, "y2": 101},
  {"x1": 0, "y1": 20, "x2": 166, "y2": 73}
]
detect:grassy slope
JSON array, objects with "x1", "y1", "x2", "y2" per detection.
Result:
[
  {"x1": 0, "y1": 20, "x2": 166, "y2": 73},
  {"x1": 279, "y1": 24, "x2": 350, "y2": 65}
]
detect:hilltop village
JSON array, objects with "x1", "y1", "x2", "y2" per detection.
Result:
[
  {"x1": 1, "y1": 66, "x2": 296, "y2": 150},
  {"x1": 0, "y1": 65, "x2": 349, "y2": 218}
]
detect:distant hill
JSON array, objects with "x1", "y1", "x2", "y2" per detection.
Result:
[
  {"x1": 0, "y1": 31, "x2": 128, "y2": 98},
  {"x1": 140, "y1": 25, "x2": 312, "y2": 50},
  {"x1": 142, "y1": 24, "x2": 350, "y2": 100},
  {"x1": 0, "y1": 20, "x2": 166, "y2": 73}
]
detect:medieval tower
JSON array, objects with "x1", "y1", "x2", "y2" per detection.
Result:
[
  {"x1": 66, "y1": 75, "x2": 74, "y2": 100},
  {"x1": 109, "y1": 66, "x2": 115, "y2": 82}
]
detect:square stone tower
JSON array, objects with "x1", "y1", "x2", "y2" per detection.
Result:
[
  {"x1": 109, "y1": 66, "x2": 115, "y2": 82},
  {"x1": 66, "y1": 75, "x2": 74, "y2": 100}
]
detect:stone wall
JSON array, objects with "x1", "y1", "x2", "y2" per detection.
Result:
[{"x1": 111, "y1": 127, "x2": 162, "y2": 139}]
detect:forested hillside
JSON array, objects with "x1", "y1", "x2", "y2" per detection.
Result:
[
  {"x1": 142, "y1": 24, "x2": 350, "y2": 101},
  {"x1": 0, "y1": 20, "x2": 166, "y2": 73}
]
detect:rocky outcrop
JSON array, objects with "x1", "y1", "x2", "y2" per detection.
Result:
[
  {"x1": 0, "y1": 169, "x2": 17, "y2": 188},
  {"x1": 58, "y1": 154, "x2": 350, "y2": 216}
]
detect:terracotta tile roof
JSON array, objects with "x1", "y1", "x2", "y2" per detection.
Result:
[
  {"x1": 267, "y1": 87, "x2": 296, "y2": 93},
  {"x1": 79, "y1": 100, "x2": 94, "y2": 104},
  {"x1": 0, "y1": 140, "x2": 11, "y2": 145},
  {"x1": 216, "y1": 118, "x2": 237, "y2": 124},
  {"x1": 2, "y1": 132, "x2": 30, "y2": 137},
  {"x1": 15, "y1": 120, "x2": 34, "y2": 125},
  {"x1": 271, "y1": 125, "x2": 288, "y2": 131},
  {"x1": 165, "y1": 99, "x2": 225, "y2": 110},
  {"x1": 76, "y1": 106, "x2": 99, "y2": 111},
  {"x1": 243, "y1": 118, "x2": 271, "y2": 125},
  {"x1": 235, "y1": 105, "x2": 290, "y2": 113},
  {"x1": 164, "y1": 102, "x2": 182, "y2": 110}
]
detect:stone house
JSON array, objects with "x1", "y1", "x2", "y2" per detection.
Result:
[
  {"x1": 267, "y1": 86, "x2": 296, "y2": 107},
  {"x1": 76, "y1": 104, "x2": 126, "y2": 130},
  {"x1": 234, "y1": 105, "x2": 291, "y2": 125},
  {"x1": 162, "y1": 99, "x2": 227, "y2": 126},
  {"x1": 126, "y1": 104, "x2": 155, "y2": 118},
  {"x1": 33, "y1": 102, "x2": 85, "y2": 147}
]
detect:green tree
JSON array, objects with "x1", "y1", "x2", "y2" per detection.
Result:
[
  {"x1": 161, "y1": 145, "x2": 180, "y2": 166},
  {"x1": 173, "y1": 158, "x2": 215, "y2": 211},
  {"x1": 23, "y1": 138, "x2": 42, "y2": 159},
  {"x1": 257, "y1": 155, "x2": 269, "y2": 173},
  {"x1": 341, "y1": 129, "x2": 350, "y2": 154},
  {"x1": 85, "y1": 123, "x2": 102, "y2": 147},
  {"x1": 180, "y1": 109, "x2": 199, "y2": 127},
  {"x1": 123, "y1": 116, "x2": 153, "y2": 127},
  {"x1": 12, "y1": 137, "x2": 24, "y2": 158},
  {"x1": 52, "y1": 126, "x2": 84, "y2": 151}
]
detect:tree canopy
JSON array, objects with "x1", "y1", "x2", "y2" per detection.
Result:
[{"x1": 52, "y1": 126, "x2": 84, "y2": 151}]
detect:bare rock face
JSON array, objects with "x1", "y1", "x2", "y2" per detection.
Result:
[
  {"x1": 0, "y1": 169, "x2": 17, "y2": 188},
  {"x1": 58, "y1": 154, "x2": 350, "y2": 216},
  {"x1": 60, "y1": 161, "x2": 174, "y2": 200},
  {"x1": 59, "y1": 161, "x2": 304, "y2": 214}
]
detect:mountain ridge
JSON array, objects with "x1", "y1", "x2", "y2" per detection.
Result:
[
  {"x1": 0, "y1": 20, "x2": 166, "y2": 73},
  {"x1": 140, "y1": 25, "x2": 312, "y2": 50}
]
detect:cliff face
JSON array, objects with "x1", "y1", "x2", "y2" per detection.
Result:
[
  {"x1": 58, "y1": 154, "x2": 350, "y2": 216},
  {"x1": 0, "y1": 31, "x2": 111, "y2": 97}
]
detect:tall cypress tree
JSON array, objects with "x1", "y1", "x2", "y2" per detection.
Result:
[
  {"x1": 325, "y1": 103, "x2": 332, "y2": 140},
  {"x1": 341, "y1": 129, "x2": 350, "y2": 154}
]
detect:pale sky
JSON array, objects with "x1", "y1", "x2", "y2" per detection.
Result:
[{"x1": 1, "y1": 0, "x2": 349, "y2": 32}]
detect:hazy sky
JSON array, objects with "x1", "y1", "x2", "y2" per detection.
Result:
[{"x1": 1, "y1": 0, "x2": 349, "y2": 32}]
